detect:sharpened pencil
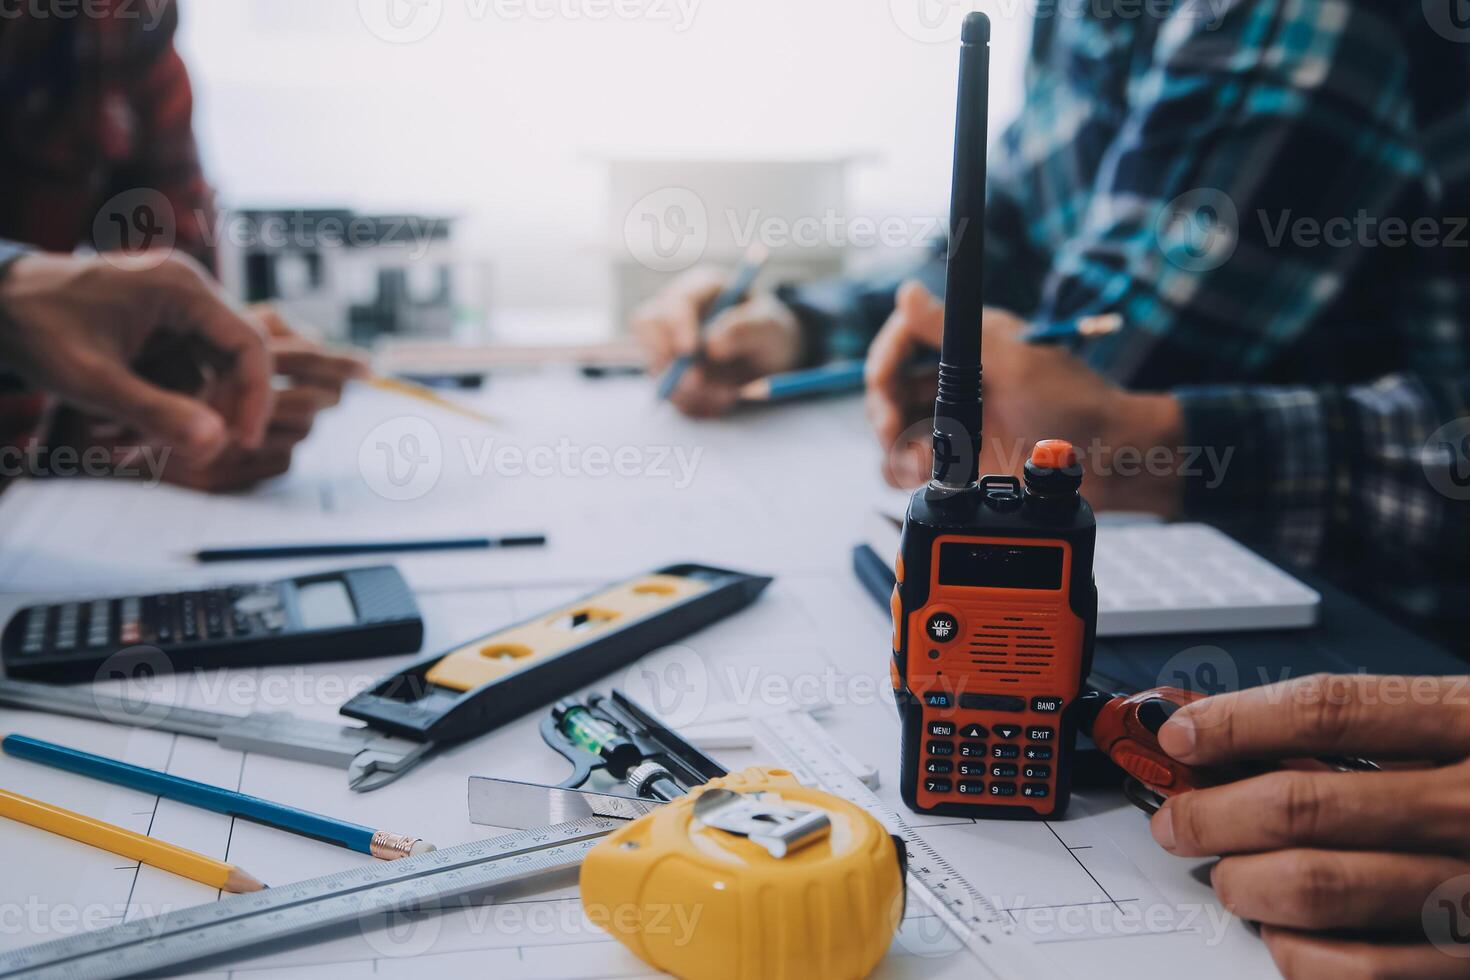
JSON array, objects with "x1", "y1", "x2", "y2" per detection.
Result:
[
  {"x1": 0, "y1": 788, "x2": 265, "y2": 893},
  {"x1": 365, "y1": 375, "x2": 496, "y2": 426},
  {"x1": 2, "y1": 734, "x2": 435, "y2": 861}
]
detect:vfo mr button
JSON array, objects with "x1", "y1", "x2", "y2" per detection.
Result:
[{"x1": 926, "y1": 612, "x2": 959, "y2": 643}]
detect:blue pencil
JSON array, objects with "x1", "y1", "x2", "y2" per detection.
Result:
[
  {"x1": 738, "y1": 313, "x2": 1124, "y2": 403},
  {"x1": 1, "y1": 734, "x2": 433, "y2": 860}
]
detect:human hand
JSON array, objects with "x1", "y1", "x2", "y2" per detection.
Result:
[
  {"x1": 864, "y1": 280, "x2": 1183, "y2": 516},
  {"x1": 630, "y1": 265, "x2": 803, "y2": 417},
  {"x1": 1151, "y1": 674, "x2": 1470, "y2": 978},
  {"x1": 62, "y1": 306, "x2": 368, "y2": 492},
  {"x1": 0, "y1": 251, "x2": 270, "y2": 463}
]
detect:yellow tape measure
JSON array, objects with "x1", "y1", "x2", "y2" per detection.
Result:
[{"x1": 580, "y1": 768, "x2": 904, "y2": 980}]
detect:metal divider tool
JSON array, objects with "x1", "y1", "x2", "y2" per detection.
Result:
[
  {"x1": 0, "y1": 709, "x2": 1051, "y2": 980},
  {"x1": 746, "y1": 711, "x2": 1054, "y2": 979},
  {"x1": 0, "y1": 678, "x2": 431, "y2": 791}
]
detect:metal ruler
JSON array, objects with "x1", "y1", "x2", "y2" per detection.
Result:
[
  {"x1": 0, "y1": 819, "x2": 619, "y2": 980},
  {"x1": 748, "y1": 711, "x2": 1053, "y2": 980},
  {"x1": 0, "y1": 678, "x2": 431, "y2": 791},
  {"x1": 0, "y1": 709, "x2": 1050, "y2": 979}
]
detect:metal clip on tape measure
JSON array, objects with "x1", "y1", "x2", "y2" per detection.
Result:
[{"x1": 580, "y1": 767, "x2": 906, "y2": 980}]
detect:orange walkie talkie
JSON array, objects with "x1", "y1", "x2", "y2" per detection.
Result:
[{"x1": 892, "y1": 11, "x2": 1098, "y2": 820}]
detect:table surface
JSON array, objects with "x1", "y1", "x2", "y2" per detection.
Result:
[{"x1": 0, "y1": 367, "x2": 1280, "y2": 979}]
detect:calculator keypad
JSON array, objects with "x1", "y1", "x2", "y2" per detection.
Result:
[{"x1": 13, "y1": 586, "x2": 288, "y2": 660}]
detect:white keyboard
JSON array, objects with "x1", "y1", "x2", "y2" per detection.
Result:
[
  {"x1": 1094, "y1": 523, "x2": 1320, "y2": 636},
  {"x1": 864, "y1": 515, "x2": 1321, "y2": 637}
]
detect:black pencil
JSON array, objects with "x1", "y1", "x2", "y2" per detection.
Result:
[{"x1": 193, "y1": 535, "x2": 547, "y2": 563}]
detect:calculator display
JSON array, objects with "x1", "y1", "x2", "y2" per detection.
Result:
[{"x1": 296, "y1": 581, "x2": 357, "y2": 629}]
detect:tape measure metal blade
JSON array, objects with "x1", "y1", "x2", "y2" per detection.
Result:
[
  {"x1": 749, "y1": 711, "x2": 1055, "y2": 980},
  {"x1": 0, "y1": 819, "x2": 620, "y2": 980}
]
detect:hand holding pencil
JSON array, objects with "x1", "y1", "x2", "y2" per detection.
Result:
[{"x1": 866, "y1": 280, "x2": 1140, "y2": 490}]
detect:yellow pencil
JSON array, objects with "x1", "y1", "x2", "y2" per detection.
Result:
[
  {"x1": 365, "y1": 375, "x2": 496, "y2": 426},
  {"x1": 0, "y1": 788, "x2": 265, "y2": 893}
]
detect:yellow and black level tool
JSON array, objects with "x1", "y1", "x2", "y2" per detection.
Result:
[
  {"x1": 341, "y1": 564, "x2": 771, "y2": 743},
  {"x1": 892, "y1": 13, "x2": 1098, "y2": 820}
]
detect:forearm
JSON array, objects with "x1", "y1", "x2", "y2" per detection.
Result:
[{"x1": 1174, "y1": 375, "x2": 1470, "y2": 579}]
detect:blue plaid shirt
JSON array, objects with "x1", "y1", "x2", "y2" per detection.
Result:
[{"x1": 784, "y1": 0, "x2": 1470, "y2": 636}]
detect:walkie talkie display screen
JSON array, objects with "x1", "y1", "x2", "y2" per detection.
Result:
[{"x1": 938, "y1": 543, "x2": 1064, "y2": 590}]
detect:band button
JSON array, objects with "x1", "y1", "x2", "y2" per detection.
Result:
[{"x1": 1031, "y1": 696, "x2": 1063, "y2": 713}]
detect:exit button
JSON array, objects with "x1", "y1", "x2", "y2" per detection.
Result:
[{"x1": 1031, "y1": 696, "x2": 1063, "y2": 713}]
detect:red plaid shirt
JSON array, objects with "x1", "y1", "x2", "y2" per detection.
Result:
[{"x1": 0, "y1": 0, "x2": 215, "y2": 462}]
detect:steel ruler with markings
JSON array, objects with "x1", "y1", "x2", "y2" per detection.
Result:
[{"x1": 0, "y1": 710, "x2": 1050, "y2": 979}]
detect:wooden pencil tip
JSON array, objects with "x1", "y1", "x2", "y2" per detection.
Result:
[{"x1": 226, "y1": 868, "x2": 268, "y2": 893}]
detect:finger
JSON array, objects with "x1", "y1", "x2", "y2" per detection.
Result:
[
  {"x1": 865, "y1": 282, "x2": 941, "y2": 450},
  {"x1": 271, "y1": 340, "x2": 369, "y2": 388},
  {"x1": 701, "y1": 306, "x2": 768, "y2": 365},
  {"x1": 168, "y1": 451, "x2": 294, "y2": 493},
  {"x1": 631, "y1": 308, "x2": 679, "y2": 370},
  {"x1": 1262, "y1": 926, "x2": 1470, "y2": 980},
  {"x1": 1154, "y1": 766, "x2": 1470, "y2": 857},
  {"x1": 1160, "y1": 674, "x2": 1470, "y2": 766},
  {"x1": 272, "y1": 383, "x2": 342, "y2": 422},
  {"x1": 669, "y1": 364, "x2": 740, "y2": 418},
  {"x1": 78, "y1": 357, "x2": 231, "y2": 463},
  {"x1": 249, "y1": 304, "x2": 296, "y2": 340},
  {"x1": 174, "y1": 285, "x2": 272, "y2": 449},
  {"x1": 1210, "y1": 850, "x2": 1470, "y2": 932}
]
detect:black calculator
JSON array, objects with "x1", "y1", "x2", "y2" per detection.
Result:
[{"x1": 1, "y1": 566, "x2": 424, "y2": 683}]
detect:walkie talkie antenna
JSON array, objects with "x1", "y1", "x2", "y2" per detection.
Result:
[{"x1": 931, "y1": 12, "x2": 990, "y2": 492}]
